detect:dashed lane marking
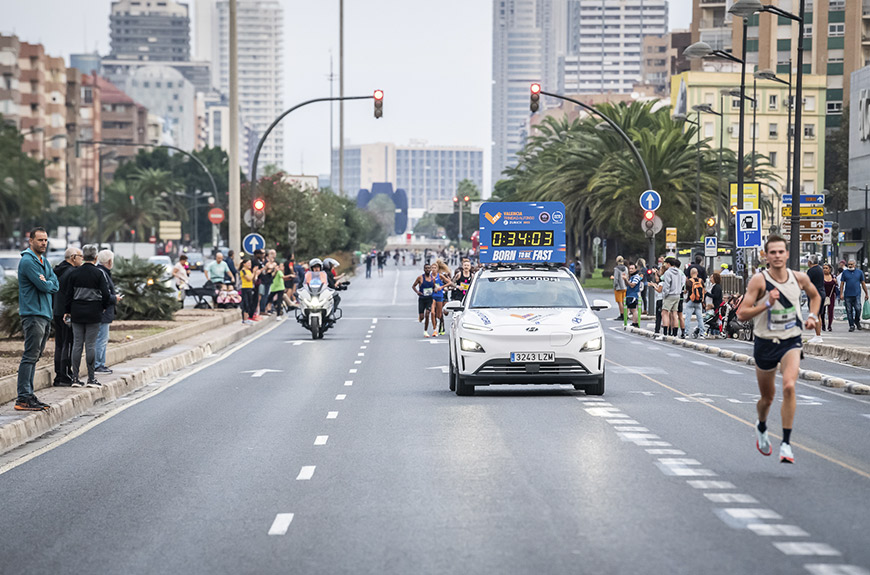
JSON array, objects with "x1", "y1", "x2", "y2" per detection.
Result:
[
  {"x1": 722, "y1": 369, "x2": 742, "y2": 375},
  {"x1": 703, "y1": 493, "x2": 759, "y2": 504},
  {"x1": 372, "y1": 318, "x2": 379, "y2": 324},
  {"x1": 691, "y1": 360, "x2": 711, "y2": 366},
  {"x1": 344, "y1": 380, "x2": 353, "y2": 386},
  {"x1": 349, "y1": 369, "x2": 358, "y2": 374},
  {"x1": 667, "y1": 353, "x2": 682, "y2": 357},
  {"x1": 327, "y1": 411, "x2": 338, "y2": 419},
  {"x1": 354, "y1": 360, "x2": 362, "y2": 364},
  {"x1": 336, "y1": 394, "x2": 346, "y2": 400},
  {"x1": 358, "y1": 353, "x2": 365, "y2": 357},
  {"x1": 314, "y1": 436, "x2": 328, "y2": 446},
  {"x1": 268, "y1": 513, "x2": 294, "y2": 535},
  {"x1": 296, "y1": 466, "x2": 316, "y2": 480},
  {"x1": 747, "y1": 524, "x2": 809, "y2": 537},
  {"x1": 613, "y1": 426, "x2": 649, "y2": 432},
  {"x1": 804, "y1": 564, "x2": 870, "y2": 574},
  {"x1": 687, "y1": 480, "x2": 735, "y2": 490},
  {"x1": 647, "y1": 449, "x2": 686, "y2": 455},
  {"x1": 773, "y1": 542, "x2": 841, "y2": 556},
  {"x1": 608, "y1": 419, "x2": 639, "y2": 424}
]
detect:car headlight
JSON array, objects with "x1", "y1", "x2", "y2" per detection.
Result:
[
  {"x1": 460, "y1": 338, "x2": 485, "y2": 352},
  {"x1": 461, "y1": 322, "x2": 492, "y2": 332},
  {"x1": 581, "y1": 337, "x2": 602, "y2": 352},
  {"x1": 571, "y1": 323, "x2": 598, "y2": 331}
]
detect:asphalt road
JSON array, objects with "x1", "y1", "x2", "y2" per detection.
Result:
[{"x1": 0, "y1": 265, "x2": 868, "y2": 575}]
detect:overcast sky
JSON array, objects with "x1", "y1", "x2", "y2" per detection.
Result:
[{"x1": 2, "y1": 0, "x2": 691, "y2": 192}]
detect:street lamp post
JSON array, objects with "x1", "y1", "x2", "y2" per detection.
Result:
[{"x1": 694, "y1": 103, "x2": 724, "y2": 245}]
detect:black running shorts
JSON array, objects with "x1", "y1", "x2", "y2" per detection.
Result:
[
  {"x1": 753, "y1": 335, "x2": 802, "y2": 371},
  {"x1": 418, "y1": 297, "x2": 433, "y2": 315}
]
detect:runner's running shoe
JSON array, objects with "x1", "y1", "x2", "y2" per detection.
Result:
[
  {"x1": 755, "y1": 422, "x2": 772, "y2": 456},
  {"x1": 779, "y1": 442, "x2": 794, "y2": 464},
  {"x1": 423, "y1": 331, "x2": 430, "y2": 338}
]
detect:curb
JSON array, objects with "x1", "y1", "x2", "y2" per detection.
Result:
[
  {"x1": 0, "y1": 316, "x2": 278, "y2": 456},
  {"x1": 625, "y1": 326, "x2": 870, "y2": 395}
]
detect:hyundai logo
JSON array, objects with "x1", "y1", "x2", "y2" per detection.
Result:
[{"x1": 526, "y1": 327, "x2": 539, "y2": 332}]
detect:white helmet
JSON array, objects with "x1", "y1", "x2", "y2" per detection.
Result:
[
  {"x1": 323, "y1": 258, "x2": 340, "y2": 271},
  {"x1": 309, "y1": 258, "x2": 323, "y2": 268}
]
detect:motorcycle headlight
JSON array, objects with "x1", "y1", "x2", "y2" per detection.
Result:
[
  {"x1": 308, "y1": 296, "x2": 321, "y2": 307},
  {"x1": 460, "y1": 338, "x2": 485, "y2": 353},
  {"x1": 581, "y1": 337, "x2": 602, "y2": 352}
]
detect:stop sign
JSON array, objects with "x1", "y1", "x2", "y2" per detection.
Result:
[{"x1": 207, "y1": 207, "x2": 225, "y2": 225}]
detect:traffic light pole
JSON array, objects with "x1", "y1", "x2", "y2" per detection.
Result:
[{"x1": 248, "y1": 95, "x2": 375, "y2": 233}]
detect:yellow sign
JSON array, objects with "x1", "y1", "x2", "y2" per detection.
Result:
[
  {"x1": 158, "y1": 220, "x2": 182, "y2": 240},
  {"x1": 729, "y1": 182, "x2": 760, "y2": 210},
  {"x1": 781, "y1": 206, "x2": 825, "y2": 217},
  {"x1": 665, "y1": 227, "x2": 677, "y2": 243}
]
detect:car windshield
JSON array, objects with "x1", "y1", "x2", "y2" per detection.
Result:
[
  {"x1": 149, "y1": 257, "x2": 172, "y2": 265},
  {"x1": 0, "y1": 257, "x2": 20, "y2": 270},
  {"x1": 469, "y1": 276, "x2": 585, "y2": 309}
]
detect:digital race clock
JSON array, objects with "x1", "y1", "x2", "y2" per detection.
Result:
[{"x1": 490, "y1": 230, "x2": 554, "y2": 247}]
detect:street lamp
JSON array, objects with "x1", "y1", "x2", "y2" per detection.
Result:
[
  {"x1": 850, "y1": 185, "x2": 869, "y2": 270},
  {"x1": 694, "y1": 103, "x2": 724, "y2": 244},
  {"x1": 732, "y1": 0, "x2": 807, "y2": 269}
]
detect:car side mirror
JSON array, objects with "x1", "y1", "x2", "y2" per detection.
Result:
[
  {"x1": 444, "y1": 300, "x2": 463, "y2": 312},
  {"x1": 591, "y1": 299, "x2": 611, "y2": 311}
]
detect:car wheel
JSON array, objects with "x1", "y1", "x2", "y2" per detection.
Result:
[
  {"x1": 455, "y1": 374, "x2": 474, "y2": 396},
  {"x1": 585, "y1": 370, "x2": 605, "y2": 396},
  {"x1": 448, "y1": 352, "x2": 457, "y2": 392}
]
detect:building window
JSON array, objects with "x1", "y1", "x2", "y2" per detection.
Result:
[
  {"x1": 828, "y1": 23, "x2": 845, "y2": 37},
  {"x1": 769, "y1": 94, "x2": 778, "y2": 110},
  {"x1": 769, "y1": 151, "x2": 777, "y2": 167},
  {"x1": 803, "y1": 152, "x2": 814, "y2": 167},
  {"x1": 804, "y1": 124, "x2": 815, "y2": 139},
  {"x1": 804, "y1": 96, "x2": 815, "y2": 111},
  {"x1": 827, "y1": 101, "x2": 843, "y2": 115},
  {"x1": 704, "y1": 122, "x2": 714, "y2": 138},
  {"x1": 769, "y1": 123, "x2": 778, "y2": 139},
  {"x1": 731, "y1": 98, "x2": 741, "y2": 110}
]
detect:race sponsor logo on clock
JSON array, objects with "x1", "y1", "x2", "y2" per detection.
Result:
[{"x1": 538, "y1": 211, "x2": 551, "y2": 223}]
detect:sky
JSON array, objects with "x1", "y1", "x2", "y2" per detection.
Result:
[{"x1": 2, "y1": 0, "x2": 692, "y2": 193}]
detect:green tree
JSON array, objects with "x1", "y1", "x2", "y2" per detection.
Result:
[
  {"x1": 825, "y1": 105, "x2": 849, "y2": 213},
  {"x1": 0, "y1": 115, "x2": 52, "y2": 238}
]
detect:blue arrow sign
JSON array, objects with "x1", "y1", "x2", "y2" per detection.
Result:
[
  {"x1": 243, "y1": 233, "x2": 266, "y2": 255},
  {"x1": 736, "y1": 209, "x2": 762, "y2": 248},
  {"x1": 782, "y1": 194, "x2": 825, "y2": 206},
  {"x1": 639, "y1": 189, "x2": 661, "y2": 211}
]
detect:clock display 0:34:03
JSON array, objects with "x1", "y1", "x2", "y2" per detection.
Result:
[{"x1": 491, "y1": 230, "x2": 554, "y2": 247}]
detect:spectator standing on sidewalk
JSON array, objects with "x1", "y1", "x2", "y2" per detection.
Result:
[
  {"x1": 15, "y1": 228, "x2": 59, "y2": 411},
  {"x1": 660, "y1": 257, "x2": 683, "y2": 338},
  {"x1": 95, "y1": 250, "x2": 121, "y2": 375},
  {"x1": 623, "y1": 263, "x2": 644, "y2": 328},
  {"x1": 53, "y1": 247, "x2": 82, "y2": 387},
  {"x1": 64, "y1": 244, "x2": 111, "y2": 388},
  {"x1": 267, "y1": 260, "x2": 286, "y2": 318},
  {"x1": 821, "y1": 263, "x2": 838, "y2": 332},
  {"x1": 205, "y1": 251, "x2": 233, "y2": 290},
  {"x1": 225, "y1": 250, "x2": 239, "y2": 288},
  {"x1": 839, "y1": 260, "x2": 868, "y2": 332},
  {"x1": 172, "y1": 254, "x2": 189, "y2": 306},
  {"x1": 239, "y1": 258, "x2": 255, "y2": 324},
  {"x1": 805, "y1": 255, "x2": 825, "y2": 343},
  {"x1": 685, "y1": 254, "x2": 708, "y2": 283},
  {"x1": 685, "y1": 267, "x2": 706, "y2": 338},
  {"x1": 612, "y1": 256, "x2": 628, "y2": 320}
]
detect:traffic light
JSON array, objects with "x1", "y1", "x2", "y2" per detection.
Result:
[
  {"x1": 642, "y1": 210, "x2": 656, "y2": 237},
  {"x1": 253, "y1": 197, "x2": 265, "y2": 227},
  {"x1": 729, "y1": 204, "x2": 738, "y2": 224},
  {"x1": 530, "y1": 83, "x2": 541, "y2": 112},
  {"x1": 373, "y1": 89, "x2": 384, "y2": 119},
  {"x1": 705, "y1": 217, "x2": 716, "y2": 236},
  {"x1": 463, "y1": 195, "x2": 470, "y2": 203}
]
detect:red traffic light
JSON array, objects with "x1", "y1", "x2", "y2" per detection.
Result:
[
  {"x1": 463, "y1": 195, "x2": 470, "y2": 202},
  {"x1": 453, "y1": 196, "x2": 459, "y2": 203},
  {"x1": 373, "y1": 89, "x2": 384, "y2": 101},
  {"x1": 253, "y1": 198, "x2": 265, "y2": 211},
  {"x1": 643, "y1": 210, "x2": 655, "y2": 221},
  {"x1": 530, "y1": 83, "x2": 541, "y2": 94}
]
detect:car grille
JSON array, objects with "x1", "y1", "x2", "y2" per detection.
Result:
[{"x1": 475, "y1": 359, "x2": 590, "y2": 376}]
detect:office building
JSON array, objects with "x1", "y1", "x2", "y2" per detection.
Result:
[
  {"x1": 120, "y1": 65, "x2": 195, "y2": 150},
  {"x1": 641, "y1": 30, "x2": 692, "y2": 96},
  {"x1": 200, "y1": 90, "x2": 256, "y2": 174},
  {"x1": 690, "y1": 0, "x2": 869, "y2": 129},
  {"x1": 109, "y1": 0, "x2": 191, "y2": 62},
  {"x1": 70, "y1": 53, "x2": 101, "y2": 76},
  {"x1": 563, "y1": 0, "x2": 668, "y2": 94},
  {"x1": 491, "y1": 0, "x2": 566, "y2": 188}
]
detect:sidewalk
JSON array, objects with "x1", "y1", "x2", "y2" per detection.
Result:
[{"x1": 0, "y1": 310, "x2": 278, "y2": 456}]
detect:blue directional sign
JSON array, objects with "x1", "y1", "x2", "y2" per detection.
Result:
[
  {"x1": 736, "y1": 209, "x2": 762, "y2": 249},
  {"x1": 782, "y1": 194, "x2": 825, "y2": 206},
  {"x1": 639, "y1": 189, "x2": 662, "y2": 211},
  {"x1": 243, "y1": 232, "x2": 266, "y2": 255},
  {"x1": 478, "y1": 202, "x2": 567, "y2": 264},
  {"x1": 704, "y1": 236, "x2": 718, "y2": 257}
]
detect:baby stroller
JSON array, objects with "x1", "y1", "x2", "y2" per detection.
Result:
[
  {"x1": 703, "y1": 305, "x2": 722, "y2": 338},
  {"x1": 722, "y1": 294, "x2": 754, "y2": 341},
  {"x1": 186, "y1": 282, "x2": 219, "y2": 309},
  {"x1": 216, "y1": 286, "x2": 242, "y2": 309}
]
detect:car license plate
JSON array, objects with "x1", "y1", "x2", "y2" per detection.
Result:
[{"x1": 510, "y1": 352, "x2": 555, "y2": 363}]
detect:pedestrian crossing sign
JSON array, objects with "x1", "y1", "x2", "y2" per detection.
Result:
[{"x1": 704, "y1": 236, "x2": 717, "y2": 257}]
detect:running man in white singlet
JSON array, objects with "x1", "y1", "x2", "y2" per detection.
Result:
[{"x1": 736, "y1": 236, "x2": 820, "y2": 464}]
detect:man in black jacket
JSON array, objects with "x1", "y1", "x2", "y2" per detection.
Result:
[
  {"x1": 63, "y1": 245, "x2": 111, "y2": 387},
  {"x1": 52, "y1": 247, "x2": 82, "y2": 386}
]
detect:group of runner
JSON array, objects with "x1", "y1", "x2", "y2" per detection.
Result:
[{"x1": 411, "y1": 258, "x2": 476, "y2": 337}]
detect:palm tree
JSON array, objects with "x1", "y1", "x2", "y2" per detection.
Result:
[{"x1": 100, "y1": 179, "x2": 174, "y2": 243}]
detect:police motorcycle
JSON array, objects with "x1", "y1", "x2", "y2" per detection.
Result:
[{"x1": 295, "y1": 258, "x2": 349, "y2": 339}]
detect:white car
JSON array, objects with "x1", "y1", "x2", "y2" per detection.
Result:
[
  {"x1": 446, "y1": 266, "x2": 611, "y2": 396},
  {"x1": 147, "y1": 255, "x2": 175, "y2": 291}
]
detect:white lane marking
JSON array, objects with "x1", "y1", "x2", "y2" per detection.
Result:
[
  {"x1": 585, "y1": 407, "x2": 628, "y2": 418},
  {"x1": 773, "y1": 542, "x2": 841, "y2": 556},
  {"x1": 590, "y1": 402, "x2": 613, "y2": 407},
  {"x1": 349, "y1": 369, "x2": 358, "y2": 373},
  {"x1": 242, "y1": 368, "x2": 283, "y2": 378},
  {"x1": 618, "y1": 432, "x2": 661, "y2": 441},
  {"x1": 354, "y1": 360, "x2": 362, "y2": 364},
  {"x1": 804, "y1": 564, "x2": 870, "y2": 574},
  {"x1": 704, "y1": 493, "x2": 759, "y2": 504},
  {"x1": 667, "y1": 352, "x2": 682, "y2": 357},
  {"x1": 364, "y1": 340, "x2": 371, "y2": 344},
  {"x1": 367, "y1": 331, "x2": 373, "y2": 335},
  {"x1": 655, "y1": 459, "x2": 716, "y2": 476},
  {"x1": 577, "y1": 398, "x2": 607, "y2": 402},
  {"x1": 314, "y1": 435, "x2": 328, "y2": 446},
  {"x1": 358, "y1": 352, "x2": 365, "y2": 357},
  {"x1": 608, "y1": 419, "x2": 639, "y2": 424},
  {"x1": 634, "y1": 440, "x2": 672, "y2": 447},
  {"x1": 373, "y1": 317, "x2": 379, "y2": 324},
  {"x1": 360, "y1": 345, "x2": 367, "y2": 349},
  {"x1": 691, "y1": 360, "x2": 711, "y2": 366},
  {"x1": 427, "y1": 366, "x2": 449, "y2": 374},
  {"x1": 268, "y1": 513, "x2": 295, "y2": 535},
  {"x1": 687, "y1": 480, "x2": 735, "y2": 490},
  {"x1": 296, "y1": 466, "x2": 316, "y2": 480},
  {"x1": 658, "y1": 458, "x2": 701, "y2": 466},
  {"x1": 723, "y1": 508, "x2": 782, "y2": 520},
  {"x1": 610, "y1": 366, "x2": 669, "y2": 374},
  {"x1": 327, "y1": 411, "x2": 338, "y2": 419},
  {"x1": 722, "y1": 369, "x2": 742, "y2": 375},
  {"x1": 284, "y1": 340, "x2": 315, "y2": 346},
  {"x1": 336, "y1": 394, "x2": 346, "y2": 400},
  {"x1": 863, "y1": 414, "x2": 870, "y2": 420},
  {"x1": 344, "y1": 380, "x2": 353, "y2": 386},
  {"x1": 647, "y1": 449, "x2": 686, "y2": 455},
  {"x1": 629, "y1": 341, "x2": 643, "y2": 345},
  {"x1": 747, "y1": 524, "x2": 809, "y2": 537},
  {"x1": 613, "y1": 426, "x2": 649, "y2": 432}
]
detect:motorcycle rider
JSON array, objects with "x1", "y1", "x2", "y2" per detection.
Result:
[
  {"x1": 322, "y1": 258, "x2": 346, "y2": 318},
  {"x1": 304, "y1": 258, "x2": 328, "y2": 287}
]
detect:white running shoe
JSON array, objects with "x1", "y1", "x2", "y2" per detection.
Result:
[
  {"x1": 779, "y1": 442, "x2": 794, "y2": 464},
  {"x1": 808, "y1": 335, "x2": 823, "y2": 344},
  {"x1": 423, "y1": 331, "x2": 430, "y2": 338},
  {"x1": 755, "y1": 422, "x2": 772, "y2": 456}
]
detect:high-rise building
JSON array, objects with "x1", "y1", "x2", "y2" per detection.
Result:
[
  {"x1": 109, "y1": 0, "x2": 191, "y2": 62},
  {"x1": 210, "y1": 0, "x2": 284, "y2": 170},
  {"x1": 491, "y1": 0, "x2": 566, "y2": 188},
  {"x1": 641, "y1": 30, "x2": 692, "y2": 96},
  {"x1": 690, "y1": 0, "x2": 870, "y2": 130},
  {"x1": 120, "y1": 65, "x2": 196, "y2": 150},
  {"x1": 94, "y1": 75, "x2": 149, "y2": 182},
  {"x1": 563, "y1": 0, "x2": 668, "y2": 94}
]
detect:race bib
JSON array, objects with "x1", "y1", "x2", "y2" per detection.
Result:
[
  {"x1": 459, "y1": 283, "x2": 470, "y2": 291},
  {"x1": 767, "y1": 305, "x2": 797, "y2": 331},
  {"x1": 422, "y1": 288, "x2": 433, "y2": 296}
]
